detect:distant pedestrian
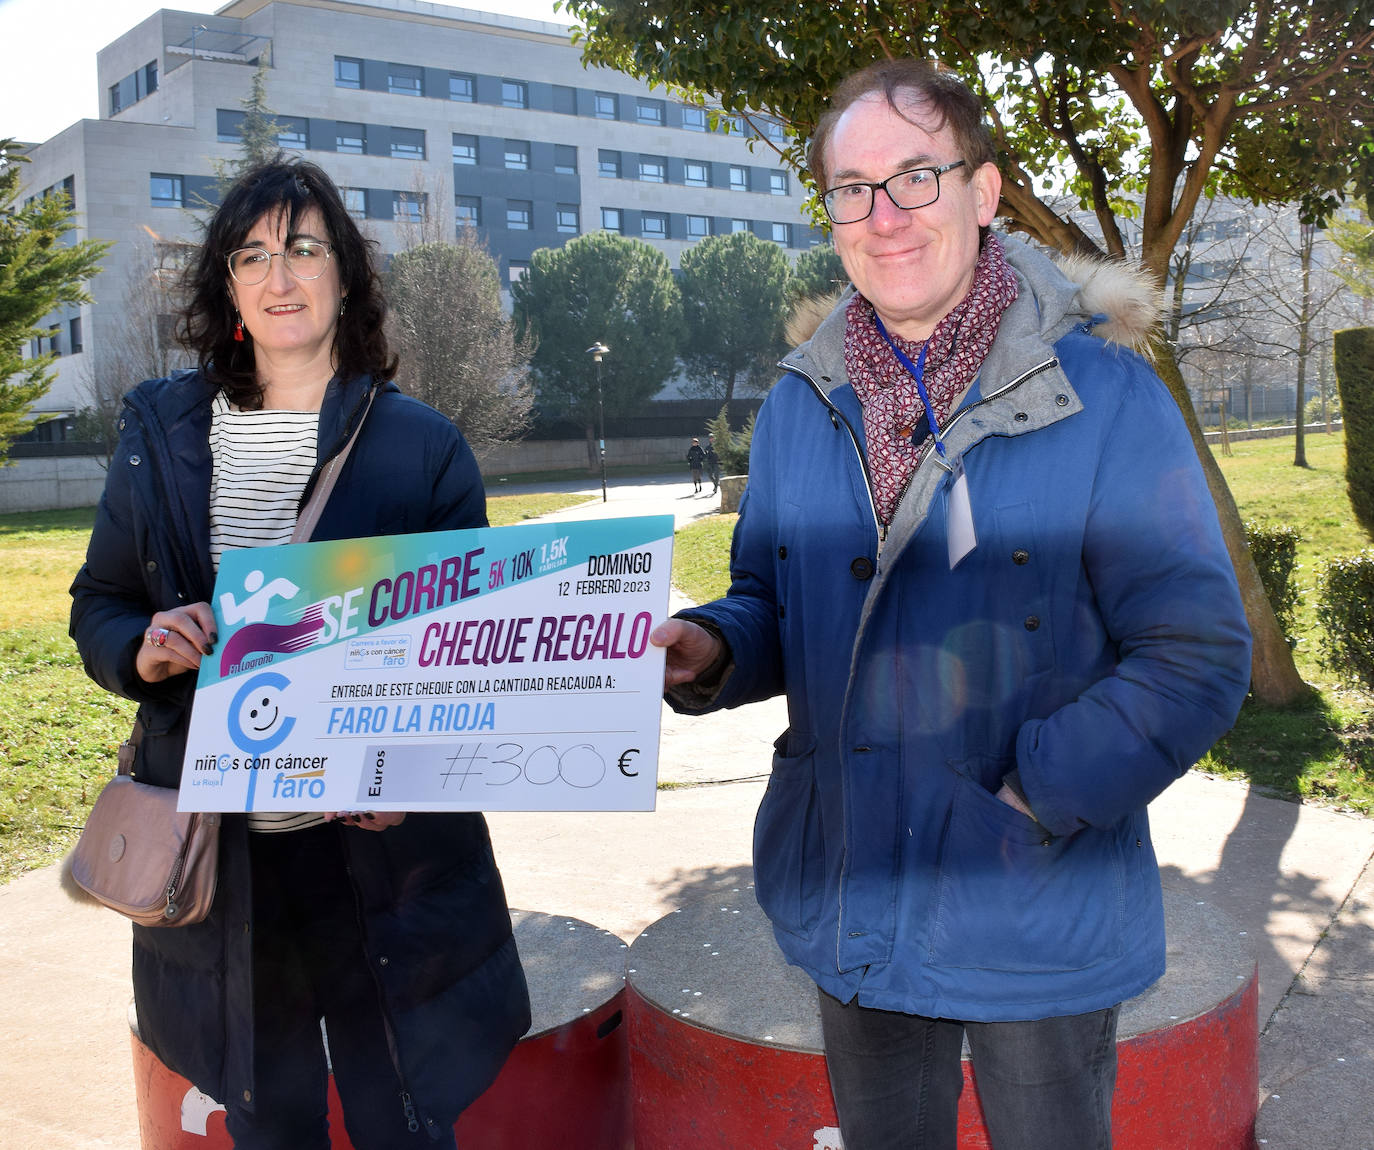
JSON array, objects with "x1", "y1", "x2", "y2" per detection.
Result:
[
  {"x1": 705, "y1": 435, "x2": 721, "y2": 494},
  {"x1": 686, "y1": 437, "x2": 705, "y2": 492}
]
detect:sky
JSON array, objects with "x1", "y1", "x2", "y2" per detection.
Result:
[{"x1": 0, "y1": 0, "x2": 567, "y2": 144}]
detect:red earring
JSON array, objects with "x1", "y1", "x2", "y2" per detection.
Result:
[{"x1": 233, "y1": 315, "x2": 244, "y2": 342}]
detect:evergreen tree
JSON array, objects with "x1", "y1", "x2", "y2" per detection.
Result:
[
  {"x1": 0, "y1": 140, "x2": 110, "y2": 462},
  {"x1": 789, "y1": 243, "x2": 849, "y2": 303},
  {"x1": 512, "y1": 232, "x2": 683, "y2": 466},
  {"x1": 678, "y1": 231, "x2": 789, "y2": 407}
]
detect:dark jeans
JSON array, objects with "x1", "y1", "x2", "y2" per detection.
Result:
[
  {"x1": 224, "y1": 824, "x2": 457, "y2": 1150},
  {"x1": 818, "y1": 989, "x2": 1119, "y2": 1150}
]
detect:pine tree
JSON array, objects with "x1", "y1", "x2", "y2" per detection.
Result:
[{"x1": 0, "y1": 140, "x2": 110, "y2": 462}]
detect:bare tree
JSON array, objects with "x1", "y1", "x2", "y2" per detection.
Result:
[
  {"x1": 75, "y1": 235, "x2": 194, "y2": 465},
  {"x1": 385, "y1": 230, "x2": 534, "y2": 461}
]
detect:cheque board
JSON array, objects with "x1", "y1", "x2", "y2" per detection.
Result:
[{"x1": 178, "y1": 515, "x2": 673, "y2": 813}]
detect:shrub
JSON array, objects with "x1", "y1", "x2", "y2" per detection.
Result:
[
  {"x1": 705, "y1": 404, "x2": 756, "y2": 475},
  {"x1": 1334, "y1": 327, "x2": 1374, "y2": 539},
  {"x1": 1316, "y1": 551, "x2": 1374, "y2": 689},
  {"x1": 1245, "y1": 520, "x2": 1302, "y2": 639}
]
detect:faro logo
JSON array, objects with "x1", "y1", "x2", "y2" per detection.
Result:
[
  {"x1": 227, "y1": 671, "x2": 297, "y2": 754},
  {"x1": 271, "y1": 767, "x2": 326, "y2": 801}
]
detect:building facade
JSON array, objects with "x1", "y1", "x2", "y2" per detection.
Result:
[{"x1": 16, "y1": 0, "x2": 826, "y2": 421}]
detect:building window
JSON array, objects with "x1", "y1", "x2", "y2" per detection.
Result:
[
  {"x1": 449, "y1": 72, "x2": 475, "y2": 102},
  {"x1": 336, "y1": 122, "x2": 365, "y2": 154},
  {"x1": 150, "y1": 173, "x2": 184, "y2": 207},
  {"x1": 455, "y1": 195, "x2": 481, "y2": 228},
  {"x1": 761, "y1": 119, "x2": 786, "y2": 143},
  {"x1": 552, "y1": 85, "x2": 577, "y2": 115},
  {"x1": 682, "y1": 106, "x2": 707, "y2": 132},
  {"x1": 771, "y1": 222, "x2": 790, "y2": 246},
  {"x1": 686, "y1": 215, "x2": 710, "y2": 240},
  {"x1": 342, "y1": 187, "x2": 367, "y2": 220},
  {"x1": 594, "y1": 92, "x2": 617, "y2": 119},
  {"x1": 47, "y1": 325, "x2": 62, "y2": 357},
  {"x1": 217, "y1": 109, "x2": 246, "y2": 143},
  {"x1": 636, "y1": 98, "x2": 665, "y2": 126},
  {"x1": 684, "y1": 161, "x2": 709, "y2": 187},
  {"x1": 504, "y1": 140, "x2": 530, "y2": 171},
  {"x1": 452, "y1": 133, "x2": 478, "y2": 164},
  {"x1": 556, "y1": 204, "x2": 579, "y2": 234},
  {"x1": 601, "y1": 207, "x2": 622, "y2": 233},
  {"x1": 506, "y1": 200, "x2": 532, "y2": 230},
  {"x1": 723, "y1": 114, "x2": 745, "y2": 135},
  {"x1": 641, "y1": 212, "x2": 667, "y2": 239},
  {"x1": 69, "y1": 316, "x2": 83, "y2": 354},
  {"x1": 731, "y1": 218, "x2": 750, "y2": 233},
  {"x1": 390, "y1": 127, "x2": 426, "y2": 160},
  {"x1": 769, "y1": 170, "x2": 788, "y2": 195},
  {"x1": 393, "y1": 192, "x2": 427, "y2": 222},
  {"x1": 508, "y1": 261, "x2": 529, "y2": 286},
  {"x1": 729, "y1": 166, "x2": 748, "y2": 191},
  {"x1": 501, "y1": 80, "x2": 528, "y2": 109},
  {"x1": 388, "y1": 63, "x2": 423, "y2": 96},
  {"x1": 598, "y1": 150, "x2": 621, "y2": 178},
  {"x1": 553, "y1": 144, "x2": 578, "y2": 175},
  {"x1": 638, "y1": 156, "x2": 666, "y2": 183},
  {"x1": 109, "y1": 60, "x2": 159, "y2": 115},
  {"x1": 335, "y1": 56, "x2": 362, "y2": 89},
  {"x1": 277, "y1": 117, "x2": 309, "y2": 150}
]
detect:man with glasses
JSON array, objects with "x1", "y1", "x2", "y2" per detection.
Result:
[{"x1": 651, "y1": 59, "x2": 1250, "y2": 1149}]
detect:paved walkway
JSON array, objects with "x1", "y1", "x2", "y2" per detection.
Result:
[{"x1": 3, "y1": 476, "x2": 1371, "y2": 1148}]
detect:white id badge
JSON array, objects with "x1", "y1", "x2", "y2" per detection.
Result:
[{"x1": 947, "y1": 455, "x2": 977, "y2": 569}]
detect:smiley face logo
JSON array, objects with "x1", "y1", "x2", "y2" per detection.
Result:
[{"x1": 227, "y1": 671, "x2": 297, "y2": 754}]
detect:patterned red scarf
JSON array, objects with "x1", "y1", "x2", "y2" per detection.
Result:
[{"x1": 845, "y1": 233, "x2": 1019, "y2": 525}]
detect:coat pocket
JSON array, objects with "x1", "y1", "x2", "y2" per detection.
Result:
[
  {"x1": 752, "y1": 730, "x2": 825, "y2": 937},
  {"x1": 927, "y1": 773, "x2": 1126, "y2": 972}
]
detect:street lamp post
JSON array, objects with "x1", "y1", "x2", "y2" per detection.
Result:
[{"x1": 586, "y1": 342, "x2": 610, "y2": 502}]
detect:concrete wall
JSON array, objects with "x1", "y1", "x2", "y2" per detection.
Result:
[{"x1": 0, "y1": 456, "x2": 110, "y2": 514}]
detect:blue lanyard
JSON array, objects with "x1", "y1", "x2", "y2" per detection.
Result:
[{"x1": 872, "y1": 313, "x2": 945, "y2": 459}]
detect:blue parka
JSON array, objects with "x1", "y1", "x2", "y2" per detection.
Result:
[
  {"x1": 673, "y1": 240, "x2": 1251, "y2": 1021},
  {"x1": 70, "y1": 369, "x2": 531, "y2": 1136}
]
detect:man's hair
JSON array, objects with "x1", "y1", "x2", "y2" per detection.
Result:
[
  {"x1": 807, "y1": 59, "x2": 997, "y2": 193},
  {"x1": 180, "y1": 156, "x2": 397, "y2": 408}
]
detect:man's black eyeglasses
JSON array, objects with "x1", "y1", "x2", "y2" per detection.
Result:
[{"x1": 822, "y1": 161, "x2": 967, "y2": 225}]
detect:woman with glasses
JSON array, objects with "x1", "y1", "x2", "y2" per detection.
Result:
[{"x1": 70, "y1": 158, "x2": 530, "y2": 1148}]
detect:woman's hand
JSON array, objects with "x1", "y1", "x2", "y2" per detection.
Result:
[
  {"x1": 650, "y1": 618, "x2": 724, "y2": 687},
  {"x1": 324, "y1": 811, "x2": 408, "y2": 831},
  {"x1": 135, "y1": 603, "x2": 218, "y2": 683}
]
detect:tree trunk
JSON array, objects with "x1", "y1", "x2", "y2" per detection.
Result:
[
  {"x1": 1150, "y1": 337, "x2": 1312, "y2": 705},
  {"x1": 1295, "y1": 223, "x2": 1314, "y2": 469}
]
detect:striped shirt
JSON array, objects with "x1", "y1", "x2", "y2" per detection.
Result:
[{"x1": 209, "y1": 391, "x2": 324, "y2": 833}]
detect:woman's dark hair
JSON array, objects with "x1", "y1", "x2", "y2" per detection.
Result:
[
  {"x1": 808, "y1": 59, "x2": 997, "y2": 194},
  {"x1": 179, "y1": 156, "x2": 397, "y2": 407}
]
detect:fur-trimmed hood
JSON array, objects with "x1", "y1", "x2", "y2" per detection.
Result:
[{"x1": 784, "y1": 235, "x2": 1164, "y2": 366}]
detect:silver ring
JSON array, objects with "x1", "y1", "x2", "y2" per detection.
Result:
[{"x1": 146, "y1": 627, "x2": 170, "y2": 647}]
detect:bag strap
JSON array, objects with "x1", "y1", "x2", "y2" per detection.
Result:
[
  {"x1": 291, "y1": 387, "x2": 376, "y2": 545},
  {"x1": 118, "y1": 719, "x2": 145, "y2": 777}
]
